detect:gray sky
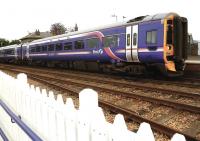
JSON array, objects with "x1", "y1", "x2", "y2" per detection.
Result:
[{"x1": 0, "y1": 0, "x2": 199, "y2": 40}]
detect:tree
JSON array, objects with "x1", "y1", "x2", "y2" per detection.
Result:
[
  {"x1": 9, "y1": 40, "x2": 21, "y2": 45},
  {"x1": 50, "y1": 23, "x2": 66, "y2": 36},
  {"x1": 0, "y1": 38, "x2": 9, "y2": 47}
]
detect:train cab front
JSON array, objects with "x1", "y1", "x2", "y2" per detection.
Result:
[{"x1": 163, "y1": 13, "x2": 188, "y2": 77}]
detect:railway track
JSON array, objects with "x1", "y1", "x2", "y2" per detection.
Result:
[
  {"x1": 1, "y1": 63, "x2": 200, "y2": 89},
  {"x1": 1, "y1": 64, "x2": 200, "y2": 97},
  {"x1": 0, "y1": 64, "x2": 200, "y2": 140}
]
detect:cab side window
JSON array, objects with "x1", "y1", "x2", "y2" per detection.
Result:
[{"x1": 146, "y1": 30, "x2": 157, "y2": 44}]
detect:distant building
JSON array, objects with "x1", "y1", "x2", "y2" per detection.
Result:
[
  {"x1": 188, "y1": 34, "x2": 199, "y2": 56},
  {"x1": 20, "y1": 30, "x2": 51, "y2": 43}
]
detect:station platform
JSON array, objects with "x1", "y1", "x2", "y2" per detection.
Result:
[
  {"x1": 185, "y1": 56, "x2": 200, "y2": 64},
  {"x1": 185, "y1": 56, "x2": 200, "y2": 73}
]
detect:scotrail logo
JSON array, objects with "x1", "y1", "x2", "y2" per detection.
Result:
[{"x1": 92, "y1": 49, "x2": 103, "y2": 55}]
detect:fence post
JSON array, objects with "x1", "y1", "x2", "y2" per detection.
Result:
[
  {"x1": 90, "y1": 107, "x2": 108, "y2": 141},
  {"x1": 40, "y1": 89, "x2": 49, "y2": 140},
  {"x1": 77, "y1": 88, "x2": 99, "y2": 141},
  {"x1": 136, "y1": 122, "x2": 155, "y2": 141},
  {"x1": 110, "y1": 114, "x2": 135, "y2": 141},
  {"x1": 171, "y1": 133, "x2": 186, "y2": 141},
  {"x1": 64, "y1": 98, "x2": 77, "y2": 141},
  {"x1": 16, "y1": 73, "x2": 30, "y2": 141},
  {"x1": 55, "y1": 94, "x2": 65, "y2": 141},
  {"x1": 47, "y1": 91, "x2": 57, "y2": 141}
]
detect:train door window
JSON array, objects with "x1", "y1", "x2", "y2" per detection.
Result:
[
  {"x1": 48, "y1": 44, "x2": 55, "y2": 51},
  {"x1": 87, "y1": 38, "x2": 99, "y2": 48},
  {"x1": 64, "y1": 42, "x2": 72, "y2": 50},
  {"x1": 42, "y1": 45, "x2": 47, "y2": 52},
  {"x1": 146, "y1": 30, "x2": 157, "y2": 44},
  {"x1": 75, "y1": 40, "x2": 84, "y2": 49},
  {"x1": 55, "y1": 43, "x2": 63, "y2": 51},
  {"x1": 133, "y1": 33, "x2": 137, "y2": 46},
  {"x1": 36, "y1": 46, "x2": 41, "y2": 52},
  {"x1": 127, "y1": 34, "x2": 130, "y2": 46}
]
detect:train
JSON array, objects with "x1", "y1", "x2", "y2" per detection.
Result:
[{"x1": 0, "y1": 13, "x2": 188, "y2": 77}]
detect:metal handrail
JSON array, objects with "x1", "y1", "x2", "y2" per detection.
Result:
[
  {"x1": 0, "y1": 99, "x2": 43, "y2": 141},
  {"x1": 0, "y1": 128, "x2": 9, "y2": 141}
]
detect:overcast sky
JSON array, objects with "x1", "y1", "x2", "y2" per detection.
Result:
[{"x1": 0, "y1": 0, "x2": 199, "y2": 41}]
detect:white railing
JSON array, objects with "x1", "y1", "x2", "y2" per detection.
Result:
[{"x1": 0, "y1": 71, "x2": 186, "y2": 141}]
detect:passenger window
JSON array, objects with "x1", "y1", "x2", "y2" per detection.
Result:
[
  {"x1": 55, "y1": 43, "x2": 63, "y2": 51},
  {"x1": 133, "y1": 33, "x2": 137, "y2": 46},
  {"x1": 36, "y1": 46, "x2": 41, "y2": 52},
  {"x1": 127, "y1": 34, "x2": 130, "y2": 46},
  {"x1": 5, "y1": 49, "x2": 14, "y2": 55},
  {"x1": 41, "y1": 45, "x2": 47, "y2": 52},
  {"x1": 75, "y1": 40, "x2": 84, "y2": 49},
  {"x1": 87, "y1": 38, "x2": 99, "y2": 48},
  {"x1": 64, "y1": 42, "x2": 72, "y2": 50},
  {"x1": 48, "y1": 44, "x2": 55, "y2": 51},
  {"x1": 146, "y1": 30, "x2": 157, "y2": 44},
  {"x1": 113, "y1": 35, "x2": 119, "y2": 47},
  {"x1": 103, "y1": 35, "x2": 119, "y2": 48},
  {"x1": 30, "y1": 47, "x2": 36, "y2": 53}
]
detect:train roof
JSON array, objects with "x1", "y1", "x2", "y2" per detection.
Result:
[
  {"x1": 0, "y1": 12, "x2": 179, "y2": 48},
  {"x1": 142, "y1": 13, "x2": 178, "y2": 21},
  {"x1": 0, "y1": 44, "x2": 20, "y2": 50},
  {"x1": 29, "y1": 12, "x2": 178, "y2": 45}
]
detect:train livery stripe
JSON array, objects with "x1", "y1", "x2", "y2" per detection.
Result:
[
  {"x1": 138, "y1": 47, "x2": 163, "y2": 53},
  {"x1": 116, "y1": 47, "x2": 163, "y2": 53},
  {"x1": 29, "y1": 53, "x2": 48, "y2": 56},
  {"x1": 29, "y1": 52, "x2": 91, "y2": 56},
  {"x1": 115, "y1": 49, "x2": 126, "y2": 53},
  {"x1": 57, "y1": 51, "x2": 91, "y2": 55},
  {"x1": 88, "y1": 31, "x2": 124, "y2": 61}
]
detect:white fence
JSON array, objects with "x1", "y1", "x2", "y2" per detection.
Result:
[{"x1": 0, "y1": 71, "x2": 186, "y2": 141}]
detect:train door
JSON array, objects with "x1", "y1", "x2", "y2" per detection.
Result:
[
  {"x1": 20, "y1": 44, "x2": 23, "y2": 60},
  {"x1": 126, "y1": 25, "x2": 139, "y2": 62},
  {"x1": 26, "y1": 45, "x2": 30, "y2": 59},
  {"x1": 14, "y1": 46, "x2": 17, "y2": 59}
]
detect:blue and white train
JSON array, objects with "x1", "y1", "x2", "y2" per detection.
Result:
[{"x1": 0, "y1": 13, "x2": 188, "y2": 76}]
